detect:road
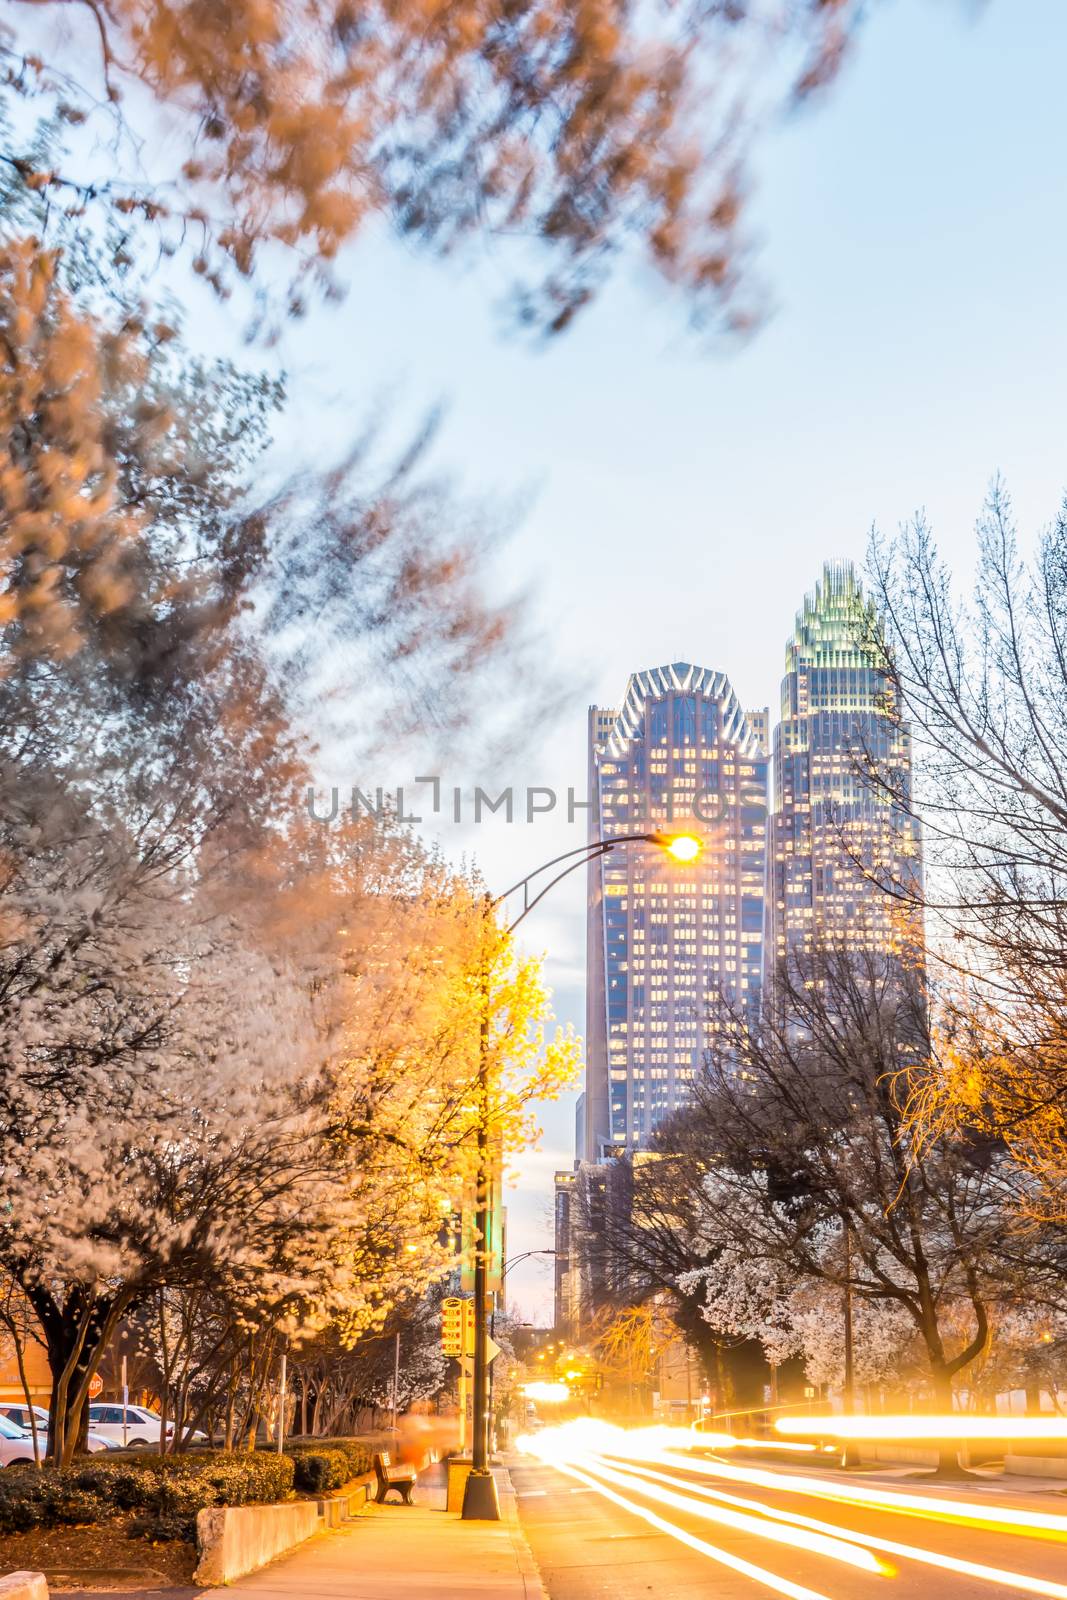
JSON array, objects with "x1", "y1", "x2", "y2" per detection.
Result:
[{"x1": 511, "y1": 1442, "x2": 1067, "y2": 1600}]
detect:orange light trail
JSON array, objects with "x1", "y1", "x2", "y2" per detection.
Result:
[
  {"x1": 542, "y1": 1458, "x2": 841, "y2": 1600},
  {"x1": 521, "y1": 1382, "x2": 570, "y2": 1404},
  {"x1": 603, "y1": 1455, "x2": 1067, "y2": 1598},
  {"x1": 518, "y1": 1420, "x2": 1067, "y2": 1600},
  {"x1": 561, "y1": 1450, "x2": 888, "y2": 1573},
  {"x1": 682, "y1": 1449, "x2": 1067, "y2": 1541},
  {"x1": 776, "y1": 1416, "x2": 1067, "y2": 1443}
]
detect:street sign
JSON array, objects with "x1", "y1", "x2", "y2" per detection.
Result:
[
  {"x1": 441, "y1": 1297, "x2": 464, "y2": 1356},
  {"x1": 462, "y1": 1297, "x2": 476, "y2": 1356},
  {"x1": 485, "y1": 1336, "x2": 501, "y2": 1364},
  {"x1": 88, "y1": 1374, "x2": 103, "y2": 1399}
]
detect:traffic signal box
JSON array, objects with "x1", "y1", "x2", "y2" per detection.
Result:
[
  {"x1": 441, "y1": 1296, "x2": 477, "y2": 1357},
  {"x1": 441, "y1": 1297, "x2": 464, "y2": 1356}
]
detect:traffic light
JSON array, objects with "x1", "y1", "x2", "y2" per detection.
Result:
[
  {"x1": 441, "y1": 1296, "x2": 477, "y2": 1357},
  {"x1": 441, "y1": 1297, "x2": 464, "y2": 1356}
]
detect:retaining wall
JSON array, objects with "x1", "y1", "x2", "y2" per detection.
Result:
[
  {"x1": 1004, "y1": 1454, "x2": 1067, "y2": 1480},
  {"x1": 194, "y1": 1500, "x2": 321, "y2": 1586}
]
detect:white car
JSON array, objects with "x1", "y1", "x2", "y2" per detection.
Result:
[
  {"x1": 86, "y1": 1403, "x2": 207, "y2": 1449},
  {"x1": 0, "y1": 1403, "x2": 115, "y2": 1454},
  {"x1": 0, "y1": 1413, "x2": 45, "y2": 1466}
]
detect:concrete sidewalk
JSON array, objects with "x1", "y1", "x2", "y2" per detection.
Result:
[{"x1": 201, "y1": 1466, "x2": 547, "y2": 1600}]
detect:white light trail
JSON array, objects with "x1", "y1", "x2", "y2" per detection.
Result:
[
  {"x1": 542, "y1": 1458, "x2": 840, "y2": 1600},
  {"x1": 678, "y1": 1449, "x2": 1067, "y2": 1540},
  {"x1": 777, "y1": 1416, "x2": 1067, "y2": 1444},
  {"x1": 561, "y1": 1450, "x2": 887, "y2": 1574},
  {"x1": 607, "y1": 1455, "x2": 1067, "y2": 1600}
]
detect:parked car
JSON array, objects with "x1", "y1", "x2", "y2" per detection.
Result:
[
  {"x1": 0, "y1": 1403, "x2": 117, "y2": 1453},
  {"x1": 86, "y1": 1403, "x2": 207, "y2": 1448},
  {"x1": 0, "y1": 1413, "x2": 42, "y2": 1466}
]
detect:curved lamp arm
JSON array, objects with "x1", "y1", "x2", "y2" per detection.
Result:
[{"x1": 495, "y1": 832, "x2": 667, "y2": 933}]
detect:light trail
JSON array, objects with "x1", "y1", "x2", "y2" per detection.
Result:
[
  {"x1": 558, "y1": 1449, "x2": 889, "y2": 1574},
  {"x1": 526, "y1": 1421, "x2": 1067, "y2": 1537},
  {"x1": 521, "y1": 1382, "x2": 570, "y2": 1404},
  {"x1": 519, "y1": 1422, "x2": 1067, "y2": 1600},
  {"x1": 535, "y1": 1457, "x2": 840, "y2": 1600},
  {"x1": 602, "y1": 1454, "x2": 1067, "y2": 1600},
  {"x1": 677, "y1": 1448, "x2": 1067, "y2": 1541},
  {"x1": 777, "y1": 1415, "x2": 1067, "y2": 1443}
]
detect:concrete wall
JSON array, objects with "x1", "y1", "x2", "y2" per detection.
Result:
[
  {"x1": 0, "y1": 1575, "x2": 48, "y2": 1600},
  {"x1": 860, "y1": 1444, "x2": 942, "y2": 1468},
  {"x1": 194, "y1": 1500, "x2": 321, "y2": 1586},
  {"x1": 318, "y1": 1476, "x2": 373, "y2": 1526},
  {"x1": 1005, "y1": 1455, "x2": 1067, "y2": 1480}
]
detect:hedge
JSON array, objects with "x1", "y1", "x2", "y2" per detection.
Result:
[
  {"x1": 0, "y1": 1450, "x2": 295, "y2": 1542},
  {"x1": 283, "y1": 1437, "x2": 374, "y2": 1493}
]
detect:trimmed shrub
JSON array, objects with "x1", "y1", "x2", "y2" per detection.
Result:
[
  {"x1": 0, "y1": 1469, "x2": 110, "y2": 1534},
  {"x1": 284, "y1": 1436, "x2": 374, "y2": 1488},
  {"x1": 0, "y1": 1450, "x2": 296, "y2": 1541},
  {"x1": 287, "y1": 1448, "x2": 349, "y2": 1493}
]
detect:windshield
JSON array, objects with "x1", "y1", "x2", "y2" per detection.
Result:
[{"x1": 0, "y1": 1415, "x2": 27, "y2": 1439}]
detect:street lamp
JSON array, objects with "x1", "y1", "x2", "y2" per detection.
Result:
[
  {"x1": 486, "y1": 1250, "x2": 558, "y2": 1450},
  {"x1": 461, "y1": 829, "x2": 702, "y2": 1521}
]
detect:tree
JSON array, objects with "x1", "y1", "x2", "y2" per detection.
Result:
[
  {"x1": 0, "y1": 204, "x2": 533, "y2": 768},
  {"x1": 869, "y1": 485, "x2": 1067, "y2": 1222},
  {"x1": 0, "y1": 56, "x2": 586, "y2": 1473},
  {"x1": 0, "y1": 765, "x2": 577, "y2": 1463},
  {"x1": 571, "y1": 1148, "x2": 768, "y2": 1409},
  {"x1": 677, "y1": 945, "x2": 1023, "y2": 1468},
  {"x1": 590, "y1": 1300, "x2": 682, "y2": 1417},
  {"x1": 4, "y1": 0, "x2": 873, "y2": 334},
  {"x1": 681, "y1": 1242, "x2": 917, "y2": 1398},
  {"x1": 0, "y1": 192, "x2": 570, "y2": 1463}
]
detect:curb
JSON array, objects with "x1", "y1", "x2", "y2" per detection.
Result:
[
  {"x1": 494, "y1": 1465, "x2": 550, "y2": 1600},
  {"x1": 0, "y1": 1577, "x2": 48, "y2": 1600}
]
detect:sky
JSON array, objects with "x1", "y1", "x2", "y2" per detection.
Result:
[{"x1": 161, "y1": 0, "x2": 1067, "y2": 1319}]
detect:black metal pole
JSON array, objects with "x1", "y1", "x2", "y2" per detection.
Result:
[
  {"x1": 842, "y1": 1222, "x2": 861, "y2": 1469},
  {"x1": 459, "y1": 835, "x2": 694, "y2": 1521},
  {"x1": 462, "y1": 894, "x2": 499, "y2": 1519}
]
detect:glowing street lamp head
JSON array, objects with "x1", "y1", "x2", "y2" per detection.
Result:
[{"x1": 662, "y1": 833, "x2": 702, "y2": 864}]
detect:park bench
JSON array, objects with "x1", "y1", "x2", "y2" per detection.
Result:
[{"x1": 373, "y1": 1450, "x2": 417, "y2": 1504}]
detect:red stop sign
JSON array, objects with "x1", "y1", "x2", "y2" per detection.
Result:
[{"x1": 88, "y1": 1374, "x2": 103, "y2": 1399}]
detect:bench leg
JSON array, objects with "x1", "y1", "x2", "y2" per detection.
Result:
[{"x1": 401, "y1": 1482, "x2": 415, "y2": 1504}]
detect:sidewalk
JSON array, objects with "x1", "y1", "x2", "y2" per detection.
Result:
[{"x1": 200, "y1": 1464, "x2": 548, "y2": 1600}]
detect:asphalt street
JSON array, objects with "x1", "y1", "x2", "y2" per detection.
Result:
[{"x1": 511, "y1": 1448, "x2": 1067, "y2": 1600}]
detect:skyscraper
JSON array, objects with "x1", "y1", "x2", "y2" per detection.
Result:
[
  {"x1": 768, "y1": 563, "x2": 921, "y2": 975},
  {"x1": 584, "y1": 664, "x2": 769, "y2": 1160}
]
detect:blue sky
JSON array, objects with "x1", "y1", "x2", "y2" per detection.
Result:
[{"x1": 191, "y1": 0, "x2": 1067, "y2": 1318}]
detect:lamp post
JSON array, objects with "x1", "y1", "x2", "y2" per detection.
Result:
[
  {"x1": 841, "y1": 1221, "x2": 861, "y2": 1470},
  {"x1": 461, "y1": 830, "x2": 702, "y2": 1521},
  {"x1": 487, "y1": 1251, "x2": 557, "y2": 1455}
]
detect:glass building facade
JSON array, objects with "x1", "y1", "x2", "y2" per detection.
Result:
[
  {"x1": 768, "y1": 563, "x2": 921, "y2": 976},
  {"x1": 583, "y1": 664, "x2": 769, "y2": 1159}
]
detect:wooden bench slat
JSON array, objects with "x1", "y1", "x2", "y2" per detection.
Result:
[{"x1": 373, "y1": 1450, "x2": 416, "y2": 1504}]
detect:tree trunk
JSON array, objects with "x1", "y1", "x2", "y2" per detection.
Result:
[
  {"x1": 1, "y1": 1312, "x2": 41, "y2": 1467},
  {"x1": 29, "y1": 1289, "x2": 113, "y2": 1464},
  {"x1": 929, "y1": 1367, "x2": 966, "y2": 1478}
]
